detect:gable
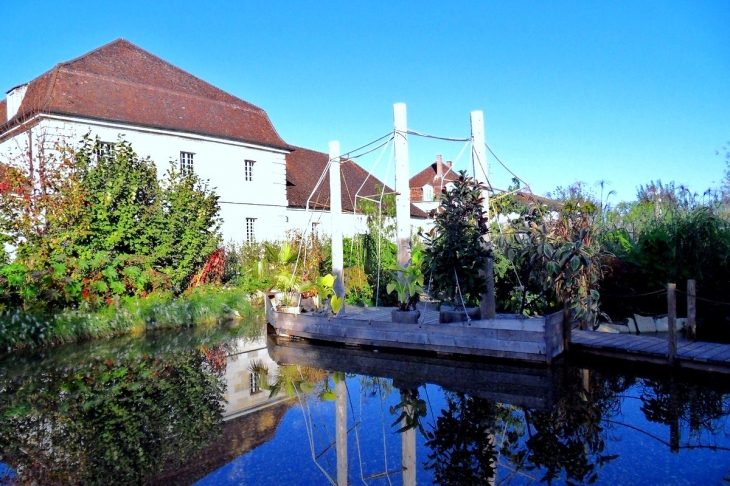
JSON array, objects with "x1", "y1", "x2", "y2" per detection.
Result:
[{"x1": 1, "y1": 39, "x2": 289, "y2": 150}]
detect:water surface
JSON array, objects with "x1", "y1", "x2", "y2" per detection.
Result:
[{"x1": 1, "y1": 319, "x2": 729, "y2": 485}]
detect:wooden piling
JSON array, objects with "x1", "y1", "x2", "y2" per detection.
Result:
[
  {"x1": 687, "y1": 279, "x2": 696, "y2": 341},
  {"x1": 668, "y1": 283, "x2": 677, "y2": 365},
  {"x1": 562, "y1": 302, "x2": 571, "y2": 352}
]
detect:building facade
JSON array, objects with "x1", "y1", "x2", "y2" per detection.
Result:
[{"x1": 0, "y1": 39, "x2": 426, "y2": 244}]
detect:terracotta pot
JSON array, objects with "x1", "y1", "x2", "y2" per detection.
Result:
[
  {"x1": 439, "y1": 305, "x2": 480, "y2": 323},
  {"x1": 391, "y1": 309, "x2": 421, "y2": 324}
]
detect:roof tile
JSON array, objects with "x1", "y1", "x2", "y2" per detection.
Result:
[
  {"x1": 2, "y1": 39, "x2": 288, "y2": 150},
  {"x1": 286, "y1": 146, "x2": 428, "y2": 218}
]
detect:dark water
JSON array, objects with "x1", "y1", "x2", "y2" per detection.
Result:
[{"x1": 1, "y1": 319, "x2": 729, "y2": 485}]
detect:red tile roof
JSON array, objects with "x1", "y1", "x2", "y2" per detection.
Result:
[
  {"x1": 409, "y1": 161, "x2": 459, "y2": 190},
  {"x1": 1, "y1": 39, "x2": 289, "y2": 150},
  {"x1": 286, "y1": 146, "x2": 428, "y2": 218}
]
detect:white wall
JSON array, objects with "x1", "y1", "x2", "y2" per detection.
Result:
[
  {"x1": 0, "y1": 115, "x2": 290, "y2": 242},
  {"x1": 0, "y1": 115, "x2": 434, "y2": 244},
  {"x1": 223, "y1": 335, "x2": 282, "y2": 419}
]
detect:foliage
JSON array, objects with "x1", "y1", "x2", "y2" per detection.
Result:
[
  {"x1": 421, "y1": 171, "x2": 490, "y2": 307},
  {"x1": 0, "y1": 285, "x2": 252, "y2": 352},
  {"x1": 0, "y1": 136, "x2": 222, "y2": 311},
  {"x1": 497, "y1": 201, "x2": 607, "y2": 326},
  {"x1": 0, "y1": 347, "x2": 226, "y2": 485},
  {"x1": 386, "y1": 263, "x2": 424, "y2": 311},
  {"x1": 155, "y1": 162, "x2": 222, "y2": 291},
  {"x1": 299, "y1": 274, "x2": 337, "y2": 312},
  {"x1": 425, "y1": 393, "x2": 498, "y2": 484},
  {"x1": 390, "y1": 388, "x2": 428, "y2": 436}
]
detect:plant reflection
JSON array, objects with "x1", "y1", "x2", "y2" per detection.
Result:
[
  {"x1": 425, "y1": 393, "x2": 499, "y2": 485},
  {"x1": 0, "y1": 346, "x2": 227, "y2": 485}
]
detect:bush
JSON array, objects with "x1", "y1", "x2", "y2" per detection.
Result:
[{"x1": 0, "y1": 137, "x2": 222, "y2": 310}]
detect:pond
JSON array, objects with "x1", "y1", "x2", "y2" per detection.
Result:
[{"x1": 1, "y1": 317, "x2": 729, "y2": 485}]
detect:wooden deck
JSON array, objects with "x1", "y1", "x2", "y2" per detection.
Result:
[
  {"x1": 266, "y1": 302, "x2": 565, "y2": 364},
  {"x1": 571, "y1": 330, "x2": 730, "y2": 373}
]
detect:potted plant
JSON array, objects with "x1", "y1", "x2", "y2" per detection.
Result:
[
  {"x1": 387, "y1": 264, "x2": 424, "y2": 323},
  {"x1": 420, "y1": 171, "x2": 490, "y2": 323},
  {"x1": 299, "y1": 273, "x2": 344, "y2": 315},
  {"x1": 266, "y1": 242, "x2": 302, "y2": 313}
]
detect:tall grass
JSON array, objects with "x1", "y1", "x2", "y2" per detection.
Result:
[{"x1": 0, "y1": 285, "x2": 253, "y2": 352}]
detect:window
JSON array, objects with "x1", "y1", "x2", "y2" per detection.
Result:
[
  {"x1": 246, "y1": 218, "x2": 256, "y2": 242},
  {"x1": 95, "y1": 142, "x2": 114, "y2": 161},
  {"x1": 180, "y1": 152, "x2": 194, "y2": 174},
  {"x1": 244, "y1": 160, "x2": 255, "y2": 181},
  {"x1": 250, "y1": 372, "x2": 261, "y2": 394},
  {"x1": 422, "y1": 184, "x2": 434, "y2": 202}
]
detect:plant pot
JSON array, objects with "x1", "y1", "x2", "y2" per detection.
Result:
[
  {"x1": 439, "y1": 305, "x2": 480, "y2": 324},
  {"x1": 391, "y1": 309, "x2": 421, "y2": 324},
  {"x1": 277, "y1": 306, "x2": 301, "y2": 315},
  {"x1": 301, "y1": 295, "x2": 320, "y2": 312}
]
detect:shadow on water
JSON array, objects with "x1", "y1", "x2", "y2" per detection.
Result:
[{"x1": 1, "y1": 318, "x2": 730, "y2": 485}]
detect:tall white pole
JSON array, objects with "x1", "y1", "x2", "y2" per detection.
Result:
[
  {"x1": 329, "y1": 141, "x2": 346, "y2": 300},
  {"x1": 471, "y1": 111, "x2": 496, "y2": 318},
  {"x1": 394, "y1": 103, "x2": 411, "y2": 267}
]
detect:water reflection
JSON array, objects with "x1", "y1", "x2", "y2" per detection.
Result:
[
  {"x1": 266, "y1": 338, "x2": 730, "y2": 485},
  {"x1": 0, "y1": 324, "x2": 729, "y2": 485}
]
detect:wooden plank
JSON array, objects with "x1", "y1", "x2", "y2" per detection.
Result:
[
  {"x1": 691, "y1": 344, "x2": 730, "y2": 361},
  {"x1": 623, "y1": 337, "x2": 665, "y2": 352},
  {"x1": 277, "y1": 316, "x2": 549, "y2": 361},
  {"x1": 678, "y1": 342, "x2": 718, "y2": 357},
  {"x1": 708, "y1": 347, "x2": 730, "y2": 363},
  {"x1": 680, "y1": 343, "x2": 725, "y2": 360},
  {"x1": 634, "y1": 340, "x2": 669, "y2": 355}
]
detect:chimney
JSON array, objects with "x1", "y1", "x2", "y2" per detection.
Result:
[
  {"x1": 6, "y1": 84, "x2": 28, "y2": 122},
  {"x1": 436, "y1": 155, "x2": 443, "y2": 177},
  {"x1": 446, "y1": 160, "x2": 452, "y2": 169}
]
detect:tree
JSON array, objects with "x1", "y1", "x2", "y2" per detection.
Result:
[{"x1": 0, "y1": 136, "x2": 222, "y2": 310}]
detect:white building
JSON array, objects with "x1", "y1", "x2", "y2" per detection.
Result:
[{"x1": 0, "y1": 39, "x2": 426, "y2": 244}]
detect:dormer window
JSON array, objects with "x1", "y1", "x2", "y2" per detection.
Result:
[{"x1": 422, "y1": 184, "x2": 434, "y2": 202}]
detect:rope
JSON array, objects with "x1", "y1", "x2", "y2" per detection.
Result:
[
  {"x1": 406, "y1": 128, "x2": 471, "y2": 142},
  {"x1": 437, "y1": 141, "x2": 471, "y2": 197},
  {"x1": 454, "y1": 268, "x2": 472, "y2": 323},
  {"x1": 348, "y1": 136, "x2": 394, "y2": 160},
  {"x1": 379, "y1": 386, "x2": 394, "y2": 486},
  {"x1": 373, "y1": 142, "x2": 395, "y2": 309},
  {"x1": 676, "y1": 289, "x2": 730, "y2": 306},
  {"x1": 601, "y1": 289, "x2": 667, "y2": 298},
  {"x1": 295, "y1": 370, "x2": 338, "y2": 486},
  {"x1": 342, "y1": 132, "x2": 393, "y2": 159}
]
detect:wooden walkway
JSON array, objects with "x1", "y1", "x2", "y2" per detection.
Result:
[{"x1": 571, "y1": 330, "x2": 730, "y2": 373}]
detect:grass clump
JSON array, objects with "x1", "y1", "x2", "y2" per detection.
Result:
[{"x1": 0, "y1": 285, "x2": 252, "y2": 352}]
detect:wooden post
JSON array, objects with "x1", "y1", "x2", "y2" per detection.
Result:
[
  {"x1": 667, "y1": 283, "x2": 677, "y2": 365},
  {"x1": 471, "y1": 110, "x2": 496, "y2": 319},
  {"x1": 393, "y1": 103, "x2": 412, "y2": 268},
  {"x1": 336, "y1": 378, "x2": 348, "y2": 486},
  {"x1": 687, "y1": 279, "x2": 696, "y2": 341},
  {"x1": 329, "y1": 141, "x2": 346, "y2": 301},
  {"x1": 562, "y1": 301, "x2": 572, "y2": 352}
]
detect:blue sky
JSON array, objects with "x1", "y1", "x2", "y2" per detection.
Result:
[{"x1": 2, "y1": 1, "x2": 728, "y2": 202}]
